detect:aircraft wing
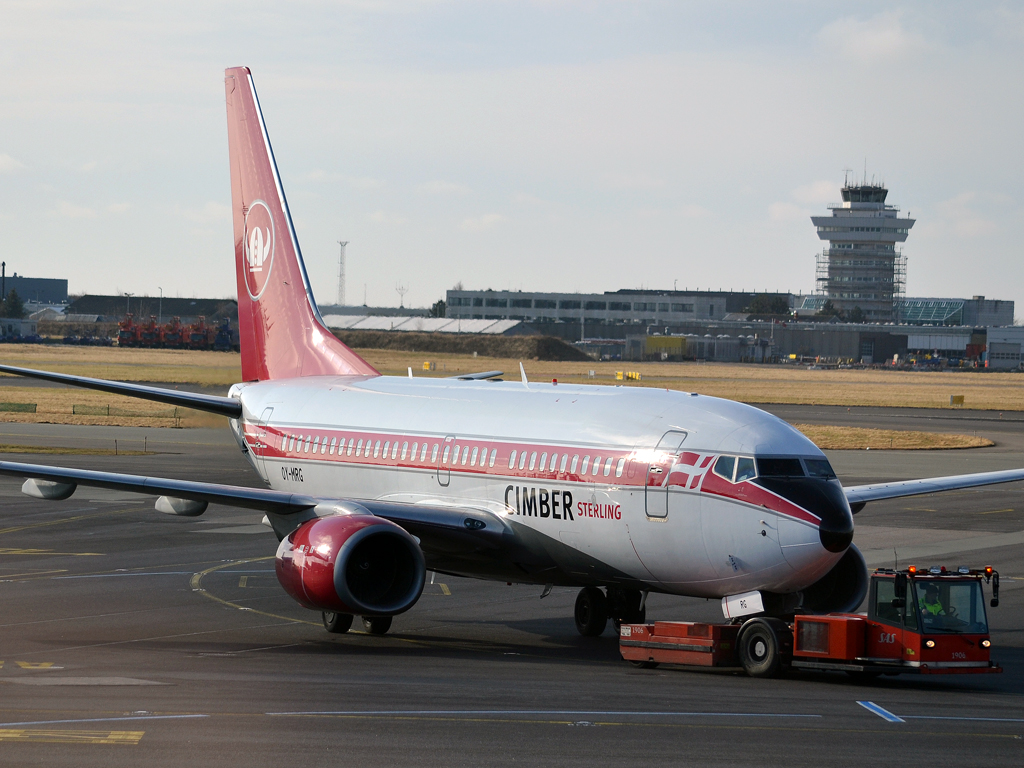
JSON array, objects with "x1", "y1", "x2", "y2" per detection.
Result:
[
  {"x1": 844, "y1": 468, "x2": 1024, "y2": 511},
  {"x1": 0, "y1": 460, "x2": 511, "y2": 553},
  {"x1": 0, "y1": 364, "x2": 241, "y2": 418}
]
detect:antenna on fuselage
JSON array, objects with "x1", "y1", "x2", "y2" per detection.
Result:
[
  {"x1": 519, "y1": 362, "x2": 529, "y2": 389},
  {"x1": 408, "y1": 367, "x2": 413, "y2": 378}
]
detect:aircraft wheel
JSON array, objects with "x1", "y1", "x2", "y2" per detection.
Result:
[
  {"x1": 737, "y1": 618, "x2": 792, "y2": 678},
  {"x1": 322, "y1": 611, "x2": 353, "y2": 634},
  {"x1": 608, "y1": 588, "x2": 646, "y2": 631},
  {"x1": 361, "y1": 615, "x2": 393, "y2": 635},
  {"x1": 574, "y1": 587, "x2": 608, "y2": 637}
]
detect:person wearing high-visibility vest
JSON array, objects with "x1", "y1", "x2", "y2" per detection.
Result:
[{"x1": 920, "y1": 584, "x2": 945, "y2": 616}]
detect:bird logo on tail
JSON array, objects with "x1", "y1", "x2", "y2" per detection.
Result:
[{"x1": 243, "y1": 199, "x2": 275, "y2": 300}]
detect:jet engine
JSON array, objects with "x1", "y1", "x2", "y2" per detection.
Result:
[
  {"x1": 275, "y1": 514, "x2": 426, "y2": 616},
  {"x1": 799, "y1": 544, "x2": 869, "y2": 614}
]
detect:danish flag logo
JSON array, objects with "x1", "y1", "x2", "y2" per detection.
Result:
[{"x1": 243, "y1": 199, "x2": 275, "y2": 300}]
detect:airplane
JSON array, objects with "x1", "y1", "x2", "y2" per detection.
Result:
[{"x1": 2, "y1": 66, "x2": 1023, "y2": 647}]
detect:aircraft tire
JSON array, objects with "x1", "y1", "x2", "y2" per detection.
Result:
[
  {"x1": 737, "y1": 618, "x2": 792, "y2": 678},
  {"x1": 574, "y1": 587, "x2": 609, "y2": 637},
  {"x1": 322, "y1": 611, "x2": 354, "y2": 634},
  {"x1": 361, "y1": 615, "x2": 393, "y2": 635}
]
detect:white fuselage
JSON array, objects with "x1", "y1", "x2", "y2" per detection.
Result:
[{"x1": 228, "y1": 375, "x2": 844, "y2": 599}]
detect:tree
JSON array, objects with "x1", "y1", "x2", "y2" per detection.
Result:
[
  {"x1": 816, "y1": 300, "x2": 843, "y2": 320},
  {"x1": 846, "y1": 306, "x2": 866, "y2": 323},
  {"x1": 2, "y1": 290, "x2": 25, "y2": 319},
  {"x1": 745, "y1": 295, "x2": 790, "y2": 315},
  {"x1": 428, "y1": 299, "x2": 446, "y2": 318}
]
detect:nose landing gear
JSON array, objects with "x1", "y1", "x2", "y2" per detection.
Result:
[{"x1": 574, "y1": 587, "x2": 647, "y2": 637}]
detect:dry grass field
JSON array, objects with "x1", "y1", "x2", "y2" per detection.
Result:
[
  {"x1": 0, "y1": 345, "x2": 1018, "y2": 445},
  {"x1": 792, "y1": 425, "x2": 993, "y2": 451}
]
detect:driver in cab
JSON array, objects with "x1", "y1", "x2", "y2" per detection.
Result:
[{"x1": 920, "y1": 584, "x2": 946, "y2": 617}]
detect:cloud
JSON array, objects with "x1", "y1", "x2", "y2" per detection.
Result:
[
  {"x1": 601, "y1": 173, "x2": 666, "y2": 190},
  {"x1": 55, "y1": 200, "x2": 96, "y2": 218},
  {"x1": 0, "y1": 154, "x2": 25, "y2": 173},
  {"x1": 418, "y1": 180, "x2": 471, "y2": 195},
  {"x1": 348, "y1": 176, "x2": 386, "y2": 190},
  {"x1": 459, "y1": 213, "x2": 505, "y2": 232},
  {"x1": 934, "y1": 192, "x2": 996, "y2": 237},
  {"x1": 817, "y1": 11, "x2": 929, "y2": 63},
  {"x1": 791, "y1": 180, "x2": 837, "y2": 205},
  {"x1": 768, "y1": 202, "x2": 808, "y2": 222}
]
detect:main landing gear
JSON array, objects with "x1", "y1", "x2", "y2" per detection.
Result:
[
  {"x1": 574, "y1": 587, "x2": 646, "y2": 637},
  {"x1": 321, "y1": 612, "x2": 393, "y2": 636}
]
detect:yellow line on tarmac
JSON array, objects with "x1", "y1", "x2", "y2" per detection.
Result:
[
  {"x1": 0, "y1": 729, "x2": 144, "y2": 744},
  {"x1": 0, "y1": 548, "x2": 103, "y2": 557},
  {"x1": 439, "y1": 583, "x2": 451, "y2": 596},
  {"x1": 0, "y1": 569, "x2": 67, "y2": 580},
  {"x1": 0, "y1": 508, "x2": 141, "y2": 536},
  {"x1": 190, "y1": 557, "x2": 319, "y2": 626},
  {"x1": 979, "y1": 508, "x2": 1014, "y2": 515}
]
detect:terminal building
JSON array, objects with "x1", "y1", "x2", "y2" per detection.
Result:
[{"x1": 811, "y1": 182, "x2": 915, "y2": 322}]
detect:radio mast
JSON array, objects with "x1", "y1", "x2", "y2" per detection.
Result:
[{"x1": 336, "y1": 241, "x2": 348, "y2": 306}]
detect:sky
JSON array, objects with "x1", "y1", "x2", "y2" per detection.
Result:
[{"x1": 1, "y1": 1, "x2": 1022, "y2": 314}]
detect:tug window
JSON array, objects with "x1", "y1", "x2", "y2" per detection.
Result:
[
  {"x1": 581, "y1": 456, "x2": 590, "y2": 474},
  {"x1": 735, "y1": 457, "x2": 756, "y2": 482},
  {"x1": 571, "y1": 455, "x2": 579, "y2": 474},
  {"x1": 518, "y1": 451, "x2": 528, "y2": 470},
  {"x1": 431, "y1": 444, "x2": 439, "y2": 462},
  {"x1": 489, "y1": 448, "x2": 497, "y2": 467},
  {"x1": 615, "y1": 458, "x2": 626, "y2": 477},
  {"x1": 539, "y1": 453, "x2": 547, "y2": 472},
  {"x1": 329, "y1": 437, "x2": 337, "y2": 455},
  {"x1": 560, "y1": 454, "x2": 568, "y2": 473},
  {"x1": 470, "y1": 446, "x2": 479, "y2": 466},
  {"x1": 401, "y1": 442, "x2": 409, "y2": 460},
  {"x1": 508, "y1": 450, "x2": 518, "y2": 469}
]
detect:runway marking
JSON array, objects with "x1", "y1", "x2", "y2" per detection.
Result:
[
  {"x1": 190, "y1": 557, "x2": 319, "y2": 627},
  {"x1": 0, "y1": 728, "x2": 144, "y2": 744},
  {"x1": 0, "y1": 569, "x2": 67, "y2": 580},
  {"x1": 0, "y1": 715, "x2": 206, "y2": 728},
  {"x1": 0, "y1": 508, "x2": 141, "y2": 536},
  {"x1": 238, "y1": 576, "x2": 249, "y2": 587},
  {"x1": 902, "y1": 715, "x2": 1024, "y2": 723},
  {"x1": 439, "y1": 583, "x2": 451, "y2": 596},
  {"x1": 15, "y1": 662, "x2": 60, "y2": 670},
  {"x1": 267, "y1": 709, "x2": 822, "y2": 719},
  {"x1": 979, "y1": 508, "x2": 1014, "y2": 515},
  {"x1": 857, "y1": 701, "x2": 904, "y2": 723},
  {"x1": 0, "y1": 548, "x2": 102, "y2": 557},
  {"x1": 53, "y1": 571, "x2": 195, "y2": 579}
]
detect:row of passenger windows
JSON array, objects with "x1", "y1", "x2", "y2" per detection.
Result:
[{"x1": 276, "y1": 432, "x2": 627, "y2": 478}]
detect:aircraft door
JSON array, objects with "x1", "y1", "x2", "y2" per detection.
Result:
[
  {"x1": 644, "y1": 430, "x2": 688, "y2": 518},
  {"x1": 251, "y1": 407, "x2": 274, "y2": 482},
  {"x1": 436, "y1": 435, "x2": 455, "y2": 487}
]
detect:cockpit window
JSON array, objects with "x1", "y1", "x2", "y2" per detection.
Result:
[
  {"x1": 712, "y1": 455, "x2": 735, "y2": 481},
  {"x1": 804, "y1": 459, "x2": 836, "y2": 479},
  {"x1": 735, "y1": 457, "x2": 756, "y2": 482},
  {"x1": 756, "y1": 458, "x2": 805, "y2": 477}
]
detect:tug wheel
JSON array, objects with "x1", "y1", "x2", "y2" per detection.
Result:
[
  {"x1": 737, "y1": 618, "x2": 792, "y2": 678},
  {"x1": 322, "y1": 612, "x2": 353, "y2": 634},
  {"x1": 574, "y1": 587, "x2": 609, "y2": 637}
]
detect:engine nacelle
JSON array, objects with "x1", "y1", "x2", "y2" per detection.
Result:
[
  {"x1": 275, "y1": 514, "x2": 426, "y2": 616},
  {"x1": 800, "y1": 543, "x2": 868, "y2": 614}
]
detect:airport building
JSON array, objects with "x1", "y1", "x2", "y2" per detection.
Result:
[
  {"x1": 811, "y1": 182, "x2": 915, "y2": 323},
  {"x1": 2, "y1": 274, "x2": 68, "y2": 305}
]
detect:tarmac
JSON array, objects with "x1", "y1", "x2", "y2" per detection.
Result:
[{"x1": 0, "y1": 406, "x2": 1022, "y2": 766}]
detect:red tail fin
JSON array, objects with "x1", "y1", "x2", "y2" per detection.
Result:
[{"x1": 224, "y1": 67, "x2": 378, "y2": 381}]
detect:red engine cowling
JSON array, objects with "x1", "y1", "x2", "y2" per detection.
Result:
[{"x1": 275, "y1": 514, "x2": 426, "y2": 616}]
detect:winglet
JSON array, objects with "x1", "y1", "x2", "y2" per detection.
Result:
[{"x1": 520, "y1": 362, "x2": 529, "y2": 389}]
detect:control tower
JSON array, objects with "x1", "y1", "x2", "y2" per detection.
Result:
[{"x1": 811, "y1": 181, "x2": 915, "y2": 322}]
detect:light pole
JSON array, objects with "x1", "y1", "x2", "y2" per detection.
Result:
[
  {"x1": 158, "y1": 287, "x2": 163, "y2": 324},
  {"x1": 124, "y1": 292, "x2": 134, "y2": 316}
]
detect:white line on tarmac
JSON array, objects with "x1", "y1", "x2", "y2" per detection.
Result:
[
  {"x1": 857, "y1": 701, "x2": 905, "y2": 723},
  {"x1": 266, "y1": 710, "x2": 821, "y2": 718},
  {"x1": 0, "y1": 715, "x2": 209, "y2": 727}
]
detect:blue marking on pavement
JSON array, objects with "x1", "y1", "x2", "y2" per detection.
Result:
[
  {"x1": 266, "y1": 710, "x2": 821, "y2": 718},
  {"x1": 0, "y1": 714, "x2": 208, "y2": 727},
  {"x1": 857, "y1": 701, "x2": 904, "y2": 723}
]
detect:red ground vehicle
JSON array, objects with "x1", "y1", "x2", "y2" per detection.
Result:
[
  {"x1": 186, "y1": 316, "x2": 214, "y2": 349},
  {"x1": 138, "y1": 316, "x2": 160, "y2": 347},
  {"x1": 160, "y1": 317, "x2": 184, "y2": 348},
  {"x1": 620, "y1": 566, "x2": 1000, "y2": 678},
  {"x1": 117, "y1": 313, "x2": 139, "y2": 347}
]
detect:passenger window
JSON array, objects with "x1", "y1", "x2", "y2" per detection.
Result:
[
  {"x1": 529, "y1": 452, "x2": 538, "y2": 470},
  {"x1": 735, "y1": 457, "x2": 756, "y2": 482},
  {"x1": 550, "y1": 453, "x2": 558, "y2": 471},
  {"x1": 461, "y1": 446, "x2": 470, "y2": 465},
  {"x1": 374, "y1": 440, "x2": 381, "y2": 458},
  {"x1": 401, "y1": 442, "x2": 409, "y2": 460},
  {"x1": 347, "y1": 439, "x2": 355, "y2": 456},
  {"x1": 442, "y1": 446, "x2": 451, "y2": 464},
  {"x1": 604, "y1": 458, "x2": 613, "y2": 476},
  {"x1": 313, "y1": 437, "x2": 320, "y2": 453},
  {"x1": 431, "y1": 444, "x2": 439, "y2": 462},
  {"x1": 382, "y1": 441, "x2": 390, "y2": 458},
  {"x1": 410, "y1": 442, "x2": 418, "y2": 461},
  {"x1": 451, "y1": 444, "x2": 459, "y2": 463},
  {"x1": 593, "y1": 456, "x2": 601, "y2": 475},
  {"x1": 615, "y1": 458, "x2": 625, "y2": 477},
  {"x1": 489, "y1": 449, "x2": 497, "y2": 467},
  {"x1": 539, "y1": 453, "x2": 547, "y2": 471},
  {"x1": 329, "y1": 437, "x2": 337, "y2": 455},
  {"x1": 365, "y1": 440, "x2": 372, "y2": 458},
  {"x1": 581, "y1": 456, "x2": 590, "y2": 474},
  {"x1": 322, "y1": 439, "x2": 328, "y2": 455},
  {"x1": 509, "y1": 450, "x2": 517, "y2": 469},
  {"x1": 471, "y1": 447, "x2": 479, "y2": 466},
  {"x1": 303, "y1": 437, "x2": 310, "y2": 453},
  {"x1": 356, "y1": 439, "x2": 364, "y2": 456},
  {"x1": 713, "y1": 455, "x2": 735, "y2": 481},
  {"x1": 421, "y1": 444, "x2": 429, "y2": 461},
  {"x1": 571, "y1": 455, "x2": 579, "y2": 473},
  {"x1": 392, "y1": 442, "x2": 399, "y2": 460},
  {"x1": 518, "y1": 451, "x2": 528, "y2": 470},
  {"x1": 560, "y1": 454, "x2": 568, "y2": 473},
  {"x1": 288, "y1": 436, "x2": 295, "y2": 452}
]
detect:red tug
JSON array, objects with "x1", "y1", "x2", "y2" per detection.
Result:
[{"x1": 620, "y1": 565, "x2": 1000, "y2": 679}]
